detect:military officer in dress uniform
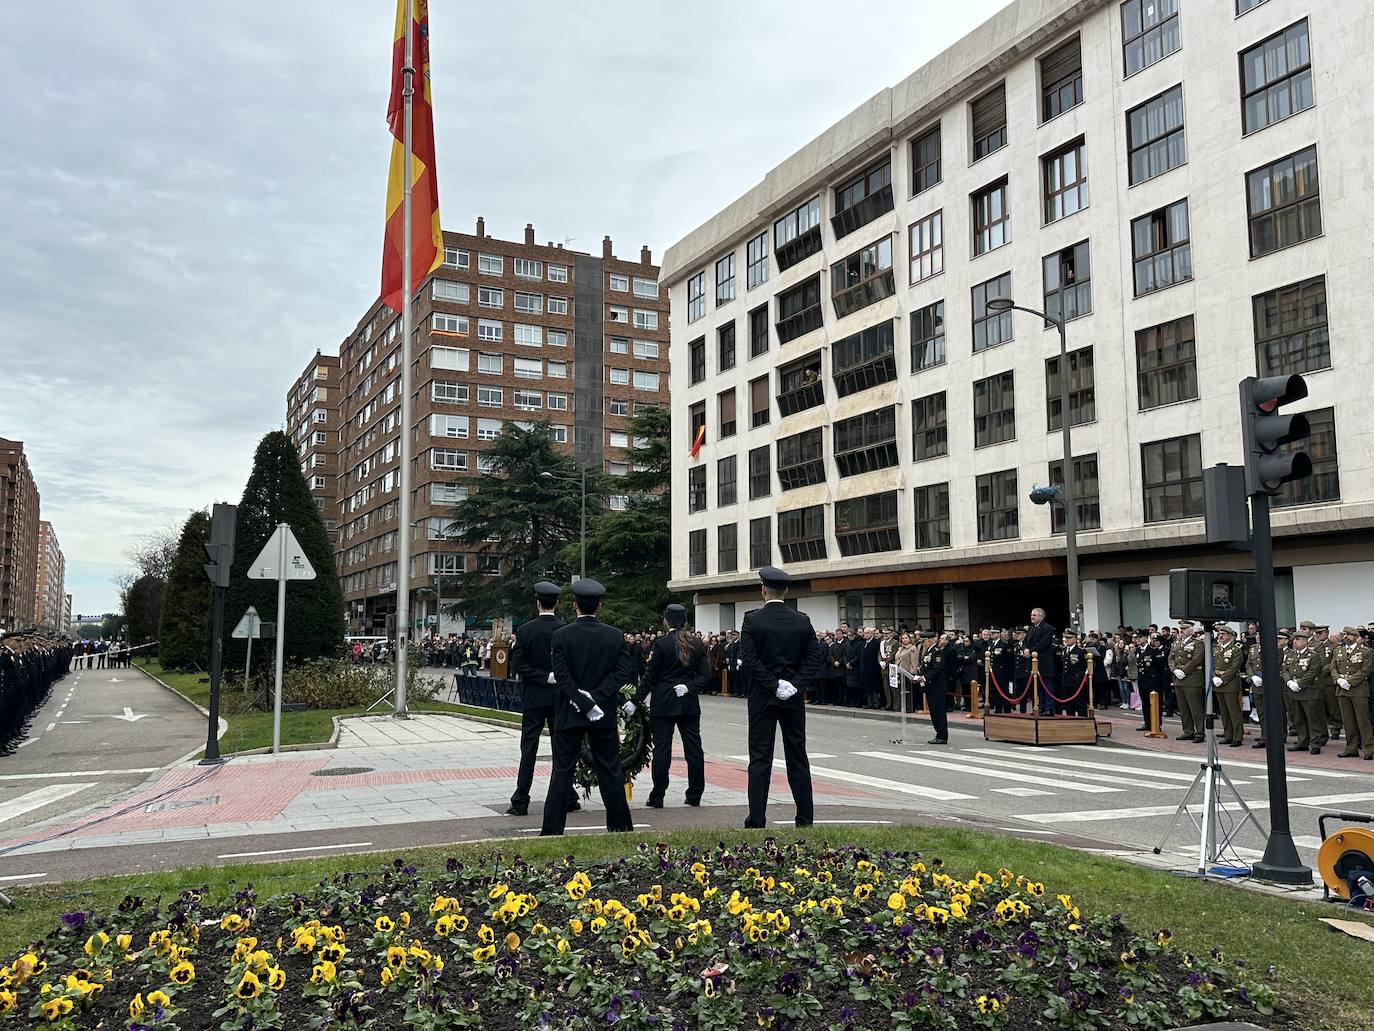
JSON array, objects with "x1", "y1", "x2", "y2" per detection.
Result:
[
  {"x1": 507, "y1": 580, "x2": 581, "y2": 817},
  {"x1": 1333, "y1": 627, "x2": 1374, "y2": 760},
  {"x1": 540, "y1": 579, "x2": 635, "y2": 836},
  {"x1": 1248, "y1": 628, "x2": 1290, "y2": 748},
  {"x1": 633, "y1": 603, "x2": 710, "y2": 807},
  {"x1": 1054, "y1": 628, "x2": 1087, "y2": 716},
  {"x1": 1282, "y1": 626, "x2": 1325, "y2": 755},
  {"x1": 1169, "y1": 620, "x2": 1206, "y2": 742},
  {"x1": 1302, "y1": 620, "x2": 1341, "y2": 744},
  {"x1": 740, "y1": 566, "x2": 821, "y2": 829},
  {"x1": 916, "y1": 631, "x2": 949, "y2": 742},
  {"x1": 987, "y1": 628, "x2": 1015, "y2": 714},
  {"x1": 1212, "y1": 624, "x2": 1247, "y2": 747},
  {"x1": 1136, "y1": 630, "x2": 1168, "y2": 732},
  {"x1": 1011, "y1": 626, "x2": 1032, "y2": 712}
]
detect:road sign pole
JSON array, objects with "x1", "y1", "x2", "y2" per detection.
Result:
[
  {"x1": 244, "y1": 632, "x2": 253, "y2": 696},
  {"x1": 272, "y1": 523, "x2": 287, "y2": 755},
  {"x1": 202, "y1": 582, "x2": 226, "y2": 765}
]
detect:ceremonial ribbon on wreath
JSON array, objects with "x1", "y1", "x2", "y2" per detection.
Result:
[{"x1": 1035, "y1": 670, "x2": 1090, "y2": 706}]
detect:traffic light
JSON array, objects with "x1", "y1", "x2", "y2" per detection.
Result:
[
  {"x1": 1239, "y1": 375, "x2": 1312, "y2": 496},
  {"x1": 203, "y1": 503, "x2": 237, "y2": 589}
]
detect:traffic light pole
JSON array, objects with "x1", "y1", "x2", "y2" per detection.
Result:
[{"x1": 201, "y1": 582, "x2": 226, "y2": 765}]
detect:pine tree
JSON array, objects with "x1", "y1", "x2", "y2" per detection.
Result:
[
  {"x1": 123, "y1": 574, "x2": 165, "y2": 650},
  {"x1": 223, "y1": 431, "x2": 345, "y2": 666},
  {"x1": 158, "y1": 510, "x2": 213, "y2": 671}
]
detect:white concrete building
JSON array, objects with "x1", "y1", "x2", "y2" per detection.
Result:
[{"x1": 661, "y1": 0, "x2": 1374, "y2": 635}]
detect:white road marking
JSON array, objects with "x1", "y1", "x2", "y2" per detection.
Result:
[
  {"x1": 1022, "y1": 800, "x2": 1272, "y2": 825},
  {"x1": 0, "y1": 783, "x2": 95, "y2": 825},
  {"x1": 858, "y1": 750, "x2": 1122, "y2": 794},
  {"x1": 0, "y1": 873, "x2": 48, "y2": 883},
  {"x1": 44, "y1": 723, "x2": 55, "y2": 733},
  {"x1": 993, "y1": 787, "x2": 1055, "y2": 797},
  {"x1": 804, "y1": 763, "x2": 976, "y2": 802},
  {"x1": 1062, "y1": 744, "x2": 1360, "y2": 779},
  {"x1": 730, "y1": 753, "x2": 835, "y2": 763},
  {"x1": 811, "y1": 819, "x2": 893, "y2": 825},
  {"x1": 15, "y1": 739, "x2": 37, "y2": 749},
  {"x1": 1290, "y1": 791, "x2": 1374, "y2": 808},
  {"x1": 950, "y1": 751, "x2": 1181, "y2": 792},
  {"x1": 0, "y1": 768, "x2": 161, "y2": 782},
  {"x1": 1293, "y1": 835, "x2": 1324, "y2": 850},
  {"x1": 513, "y1": 825, "x2": 654, "y2": 834},
  {"x1": 218, "y1": 841, "x2": 373, "y2": 859},
  {"x1": 60, "y1": 721, "x2": 90, "y2": 725},
  {"x1": 968, "y1": 747, "x2": 1210, "y2": 784}
]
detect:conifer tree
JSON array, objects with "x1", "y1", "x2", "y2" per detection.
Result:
[{"x1": 158, "y1": 509, "x2": 212, "y2": 671}]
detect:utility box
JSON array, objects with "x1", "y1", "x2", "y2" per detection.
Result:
[
  {"x1": 1169, "y1": 568, "x2": 1259, "y2": 623},
  {"x1": 1204, "y1": 464, "x2": 1251, "y2": 546}
]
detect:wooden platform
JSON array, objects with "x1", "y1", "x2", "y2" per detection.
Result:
[{"x1": 984, "y1": 711, "x2": 1100, "y2": 745}]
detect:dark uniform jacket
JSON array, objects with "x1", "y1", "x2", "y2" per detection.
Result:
[
  {"x1": 1059, "y1": 644, "x2": 1088, "y2": 695},
  {"x1": 1024, "y1": 620, "x2": 1059, "y2": 679},
  {"x1": 1213, "y1": 639, "x2": 1247, "y2": 692},
  {"x1": 510, "y1": 613, "x2": 564, "y2": 709},
  {"x1": 739, "y1": 602, "x2": 821, "y2": 715},
  {"x1": 989, "y1": 637, "x2": 1016, "y2": 690},
  {"x1": 635, "y1": 630, "x2": 710, "y2": 719},
  {"x1": 919, "y1": 642, "x2": 947, "y2": 689},
  {"x1": 550, "y1": 617, "x2": 635, "y2": 731},
  {"x1": 1139, "y1": 642, "x2": 1168, "y2": 697}
]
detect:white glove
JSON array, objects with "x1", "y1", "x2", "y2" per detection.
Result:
[
  {"x1": 673, "y1": 684, "x2": 688, "y2": 698},
  {"x1": 587, "y1": 705, "x2": 606, "y2": 722},
  {"x1": 775, "y1": 679, "x2": 797, "y2": 701},
  {"x1": 1251, "y1": 675, "x2": 1262, "y2": 687},
  {"x1": 546, "y1": 672, "x2": 556, "y2": 684},
  {"x1": 1173, "y1": 669, "x2": 1185, "y2": 680},
  {"x1": 621, "y1": 701, "x2": 636, "y2": 717},
  {"x1": 1338, "y1": 677, "x2": 1351, "y2": 690},
  {"x1": 735, "y1": 660, "x2": 742, "y2": 670},
  {"x1": 1212, "y1": 676, "x2": 1222, "y2": 687},
  {"x1": 1287, "y1": 680, "x2": 1300, "y2": 693}
]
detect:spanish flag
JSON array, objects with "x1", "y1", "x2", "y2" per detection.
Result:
[
  {"x1": 380, "y1": 0, "x2": 442, "y2": 314},
  {"x1": 689, "y1": 424, "x2": 706, "y2": 459}
]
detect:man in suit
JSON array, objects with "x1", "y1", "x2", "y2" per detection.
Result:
[
  {"x1": 740, "y1": 566, "x2": 821, "y2": 829},
  {"x1": 634, "y1": 604, "x2": 709, "y2": 807},
  {"x1": 1023, "y1": 608, "x2": 1058, "y2": 714},
  {"x1": 506, "y1": 581, "x2": 580, "y2": 817},
  {"x1": 540, "y1": 579, "x2": 635, "y2": 836}
]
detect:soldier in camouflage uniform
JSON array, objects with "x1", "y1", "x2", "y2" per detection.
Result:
[
  {"x1": 1332, "y1": 626, "x2": 1374, "y2": 760},
  {"x1": 1169, "y1": 620, "x2": 1206, "y2": 742},
  {"x1": 1212, "y1": 624, "x2": 1247, "y2": 747},
  {"x1": 1282, "y1": 627, "x2": 1325, "y2": 754}
]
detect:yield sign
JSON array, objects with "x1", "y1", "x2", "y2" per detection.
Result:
[
  {"x1": 247, "y1": 525, "x2": 316, "y2": 581},
  {"x1": 231, "y1": 606, "x2": 262, "y2": 640}
]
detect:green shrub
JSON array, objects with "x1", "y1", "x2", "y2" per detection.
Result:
[{"x1": 281, "y1": 652, "x2": 439, "y2": 710}]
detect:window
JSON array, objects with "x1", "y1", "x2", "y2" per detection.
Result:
[
  {"x1": 1122, "y1": 0, "x2": 1180, "y2": 76},
  {"x1": 609, "y1": 273, "x2": 629, "y2": 292},
  {"x1": 1132, "y1": 199, "x2": 1192, "y2": 296},
  {"x1": 1048, "y1": 455, "x2": 1102, "y2": 532},
  {"x1": 432, "y1": 381, "x2": 468, "y2": 404},
  {"x1": 1275, "y1": 407, "x2": 1339, "y2": 507},
  {"x1": 1043, "y1": 139, "x2": 1088, "y2": 223},
  {"x1": 717, "y1": 323, "x2": 735, "y2": 372},
  {"x1": 547, "y1": 264, "x2": 568, "y2": 283},
  {"x1": 430, "y1": 345, "x2": 469, "y2": 371},
  {"x1": 688, "y1": 467, "x2": 707, "y2": 513},
  {"x1": 476, "y1": 553, "x2": 501, "y2": 572},
  {"x1": 687, "y1": 403, "x2": 704, "y2": 452},
  {"x1": 689, "y1": 529, "x2": 707, "y2": 577},
  {"x1": 633, "y1": 339, "x2": 659, "y2": 360},
  {"x1": 608, "y1": 398, "x2": 628, "y2": 416},
  {"x1": 715, "y1": 253, "x2": 736, "y2": 306},
  {"x1": 914, "y1": 483, "x2": 951, "y2": 549},
  {"x1": 547, "y1": 360, "x2": 568, "y2": 379},
  {"x1": 312, "y1": 475, "x2": 326, "y2": 489},
  {"x1": 430, "y1": 414, "x2": 468, "y2": 438},
  {"x1": 432, "y1": 312, "x2": 468, "y2": 335},
  {"x1": 831, "y1": 236, "x2": 895, "y2": 318},
  {"x1": 478, "y1": 253, "x2": 503, "y2": 275},
  {"x1": 687, "y1": 271, "x2": 706, "y2": 323},
  {"x1": 478, "y1": 352, "x2": 503, "y2": 375},
  {"x1": 834, "y1": 407, "x2": 898, "y2": 477},
  {"x1": 633, "y1": 277, "x2": 658, "y2": 298},
  {"x1": 746, "y1": 231, "x2": 769, "y2": 289},
  {"x1": 608, "y1": 367, "x2": 630, "y2": 386},
  {"x1": 547, "y1": 329, "x2": 568, "y2": 347},
  {"x1": 1247, "y1": 146, "x2": 1321, "y2": 257},
  {"x1": 476, "y1": 418, "x2": 503, "y2": 441},
  {"x1": 912, "y1": 392, "x2": 947, "y2": 461},
  {"x1": 748, "y1": 305, "x2": 769, "y2": 358},
  {"x1": 1238, "y1": 0, "x2": 1269, "y2": 12},
  {"x1": 313, "y1": 431, "x2": 327, "y2": 444},
  {"x1": 832, "y1": 159, "x2": 894, "y2": 239},
  {"x1": 717, "y1": 524, "x2": 738, "y2": 573},
  {"x1": 1045, "y1": 347, "x2": 1096, "y2": 431},
  {"x1": 775, "y1": 275, "x2": 823, "y2": 344},
  {"x1": 1043, "y1": 240, "x2": 1092, "y2": 323},
  {"x1": 515, "y1": 257, "x2": 542, "y2": 279},
  {"x1": 633, "y1": 309, "x2": 658, "y2": 331},
  {"x1": 477, "y1": 318, "x2": 502, "y2": 342},
  {"x1": 478, "y1": 287, "x2": 503, "y2": 309},
  {"x1": 973, "y1": 371, "x2": 1016, "y2": 448},
  {"x1": 909, "y1": 211, "x2": 943, "y2": 284},
  {"x1": 547, "y1": 296, "x2": 569, "y2": 315},
  {"x1": 1253, "y1": 276, "x2": 1330, "y2": 376},
  {"x1": 1136, "y1": 316, "x2": 1198, "y2": 410},
  {"x1": 777, "y1": 429, "x2": 825, "y2": 490},
  {"x1": 747, "y1": 445, "x2": 771, "y2": 500},
  {"x1": 433, "y1": 280, "x2": 469, "y2": 303},
  {"x1": 430, "y1": 552, "x2": 466, "y2": 575},
  {"x1": 608, "y1": 305, "x2": 629, "y2": 324},
  {"x1": 777, "y1": 353, "x2": 824, "y2": 417},
  {"x1": 1128, "y1": 86, "x2": 1186, "y2": 185},
  {"x1": 513, "y1": 291, "x2": 542, "y2": 313},
  {"x1": 514, "y1": 389, "x2": 542, "y2": 411},
  {"x1": 513, "y1": 324, "x2": 543, "y2": 348},
  {"x1": 1142, "y1": 434, "x2": 1203, "y2": 522},
  {"x1": 426, "y1": 516, "x2": 460, "y2": 540},
  {"x1": 970, "y1": 83, "x2": 1008, "y2": 159},
  {"x1": 444, "y1": 246, "x2": 469, "y2": 268},
  {"x1": 972, "y1": 273, "x2": 1013, "y2": 352},
  {"x1": 749, "y1": 517, "x2": 772, "y2": 569},
  {"x1": 608, "y1": 461, "x2": 629, "y2": 477},
  {"x1": 430, "y1": 482, "x2": 467, "y2": 505},
  {"x1": 773, "y1": 196, "x2": 822, "y2": 271},
  {"x1": 972, "y1": 179, "x2": 1011, "y2": 256},
  {"x1": 911, "y1": 301, "x2": 946, "y2": 373},
  {"x1": 717, "y1": 455, "x2": 737, "y2": 506},
  {"x1": 1040, "y1": 35, "x2": 1083, "y2": 121},
  {"x1": 710, "y1": 392, "x2": 734, "y2": 443},
  {"x1": 609, "y1": 337, "x2": 628, "y2": 355},
  {"x1": 778, "y1": 506, "x2": 827, "y2": 563},
  {"x1": 1241, "y1": 20, "x2": 1312, "y2": 134},
  {"x1": 689, "y1": 337, "x2": 706, "y2": 385},
  {"x1": 633, "y1": 370, "x2": 659, "y2": 391},
  {"x1": 432, "y1": 448, "x2": 467, "y2": 471},
  {"x1": 608, "y1": 495, "x2": 629, "y2": 512},
  {"x1": 832, "y1": 320, "x2": 896, "y2": 398},
  {"x1": 977, "y1": 469, "x2": 1019, "y2": 542},
  {"x1": 477, "y1": 386, "x2": 502, "y2": 408},
  {"x1": 911, "y1": 125, "x2": 941, "y2": 194},
  {"x1": 835, "y1": 491, "x2": 900, "y2": 556}
]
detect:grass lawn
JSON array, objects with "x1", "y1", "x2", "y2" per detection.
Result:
[
  {"x1": 0, "y1": 825, "x2": 1367, "y2": 1029},
  {"x1": 136, "y1": 658, "x2": 519, "y2": 754}
]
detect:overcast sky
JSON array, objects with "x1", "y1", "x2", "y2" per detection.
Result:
[{"x1": 0, "y1": 0, "x2": 1009, "y2": 617}]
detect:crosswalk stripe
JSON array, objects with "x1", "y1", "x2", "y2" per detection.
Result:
[
  {"x1": 857, "y1": 751, "x2": 1122, "y2": 794},
  {"x1": 0, "y1": 783, "x2": 95, "y2": 826},
  {"x1": 967, "y1": 747, "x2": 1205, "y2": 784},
  {"x1": 1290, "y1": 791, "x2": 1374, "y2": 808},
  {"x1": 1022, "y1": 800, "x2": 1272, "y2": 825},
  {"x1": 993, "y1": 787, "x2": 1055, "y2": 797},
  {"x1": 803, "y1": 763, "x2": 976, "y2": 802},
  {"x1": 950, "y1": 751, "x2": 1182, "y2": 792},
  {"x1": 1060, "y1": 744, "x2": 1359, "y2": 779}
]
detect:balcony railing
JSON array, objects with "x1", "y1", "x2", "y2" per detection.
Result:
[
  {"x1": 832, "y1": 268, "x2": 896, "y2": 320},
  {"x1": 775, "y1": 225, "x2": 823, "y2": 272},
  {"x1": 775, "y1": 303, "x2": 824, "y2": 345},
  {"x1": 830, "y1": 183, "x2": 894, "y2": 241}
]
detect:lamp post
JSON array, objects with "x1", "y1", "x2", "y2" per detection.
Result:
[
  {"x1": 540, "y1": 467, "x2": 588, "y2": 582},
  {"x1": 986, "y1": 297, "x2": 1082, "y2": 634}
]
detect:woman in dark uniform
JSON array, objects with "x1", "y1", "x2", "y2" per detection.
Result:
[{"x1": 633, "y1": 604, "x2": 710, "y2": 808}]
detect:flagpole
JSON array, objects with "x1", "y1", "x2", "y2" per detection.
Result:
[{"x1": 393, "y1": 0, "x2": 415, "y2": 719}]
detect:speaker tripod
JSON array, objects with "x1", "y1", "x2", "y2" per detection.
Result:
[{"x1": 1152, "y1": 620, "x2": 1269, "y2": 874}]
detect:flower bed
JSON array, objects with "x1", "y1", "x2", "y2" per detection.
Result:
[{"x1": 0, "y1": 840, "x2": 1289, "y2": 1030}]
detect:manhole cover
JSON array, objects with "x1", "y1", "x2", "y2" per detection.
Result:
[
  {"x1": 146, "y1": 796, "x2": 219, "y2": 813},
  {"x1": 312, "y1": 767, "x2": 375, "y2": 777}
]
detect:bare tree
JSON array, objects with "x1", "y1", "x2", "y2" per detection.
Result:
[{"x1": 115, "y1": 522, "x2": 185, "y2": 602}]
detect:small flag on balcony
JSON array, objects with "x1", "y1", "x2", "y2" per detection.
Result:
[{"x1": 688, "y1": 425, "x2": 706, "y2": 459}]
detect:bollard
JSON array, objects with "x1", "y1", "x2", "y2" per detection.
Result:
[
  {"x1": 721, "y1": 668, "x2": 729, "y2": 698},
  {"x1": 1146, "y1": 690, "x2": 1167, "y2": 738},
  {"x1": 624, "y1": 782, "x2": 633, "y2": 802},
  {"x1": 966, "y1": 680, "x2": 982, "y2": 720}
]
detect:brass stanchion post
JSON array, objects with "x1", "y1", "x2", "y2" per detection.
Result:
[{"x1": 1147, "y1": 690, "x2": 1167, "y2": 738}]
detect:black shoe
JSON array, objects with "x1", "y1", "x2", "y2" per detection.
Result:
[
  {"x1": 567, "y1": 800, "x2": 582, "y2": 813},
  {"x1": 1175, "y1": 733, "x2": 1193, "y2": 740},
  {"x1": 1136, "y1": 725, "x2": 1149, "y2": 731},
  {"x1": 795, "y1": 819, "x2": 813, "y2": 828},
  {"x1": 684, "y1": 798, "x2": 701, "y2": 807},
  {"x1": 743, "y1": 819, "x2": 765, "y2": 829},
  {"x1": 1287, "y1": 744, "x2": 1305, "y2": 752},
  {"x1": 504, "y1": 805, "x2": 528, "y2": 816},
  {"x1": 1252, "y1": 740, "x2": 1267, "y2": 748},
  {"x1": 1337, "y1": 751, "x2": 1358, "y2": 758},
  {"x1": 1310, "y1": 747, "x2": 1322, "y2": 755},
  {"x1": 928, "y1": 737, "x2": 947, "y2": 745},
  {"x1": 644, "y1": 798, "x2": 664, "y2": 809},
  {"x1": 1193, "y1": 735, "x2": 1204, "y2": 744}
]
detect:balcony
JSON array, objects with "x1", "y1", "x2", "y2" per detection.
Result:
[
  {"x1": 832, "y1": 268, "x2": 895, "y2": 319},
  {"x1": 774, "y1": 224, "x2": 822, "y2": 273},
  {"x1": 777, "y1": 354, "x2": 824, "y2": 417},
  {"x1": 830, "y1": 183, "x2": 894, "y2": 241},
  {"x1": 775, "y1": 302, "x2": 823, "y2": 345},
  {"x1": 832, "y1": 320, "x2": 896, "y2": 398}
]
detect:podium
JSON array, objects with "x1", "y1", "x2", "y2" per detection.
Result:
[{"x1": 982, "y1": 653, "x2": 1102, "y2": 746}]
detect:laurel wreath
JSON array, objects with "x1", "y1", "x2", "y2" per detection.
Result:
[{"x1": 575, "y1": 684, "x2": 651, "y2": 796}]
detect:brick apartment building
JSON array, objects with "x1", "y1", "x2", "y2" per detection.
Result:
[
  {"x1": 285, "y1": 351, "x2": 343, "y2": 544},
  {"x1": 34, "y1": 520, "x2": 65, "y2": 631},
  {"x1": 319, "y1": 219, "x2": 669, "y2": 635},
  {"x1": 0, "y1": 438, "x2": 41, "y2": 631}
]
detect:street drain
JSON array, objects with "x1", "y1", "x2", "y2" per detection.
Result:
[{"x1": 312, "y1": 767, "x2": 375, "y2": 777}]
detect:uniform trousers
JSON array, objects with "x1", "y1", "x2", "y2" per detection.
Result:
[
  {"x1": 510, "y1": 702, "x2": 578, "y2": 812},
  {"x1": 1289, "y1": 694, "x2": 1326, "y2": 749},
  {"x1": 925, "y1": 682, "x2": 948, "y2": 740},
  {"x1": 1176, "y1": 684, "x2": 1205, "y2": 738},
  {"x1": 540, "y1": 723, "x2": 633, "y2": 836},
  {"x1": 1321, "y1": 681, "x2": 1344, "y2": 738},
  {"x1": 745, "y1": 704, "x2": 813, "y2": 827},
  {"x1": 1336, "y1": 693, "x2": 1374, "y2": 756},
  {"x1": 648, "y1": 713, "x2": 704, "y2": 805},
  {"x1": 1217, "y1": 689, "x2": 1244, "y2": 744}
]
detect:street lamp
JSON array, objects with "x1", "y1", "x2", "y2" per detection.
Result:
[
  {"x1": 540, "y1": 467, "x2": 588, "y2": 582},
  {"x1": 985, "y1": 296, "x2": 1082, "y2": 634}
]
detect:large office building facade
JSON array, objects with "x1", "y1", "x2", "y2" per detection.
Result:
[
  {"x1": 0, "y1": 439, "x2": 41, "y2": 631},
  {"x1": 662, "y1": 0, "x2": 1374, "y2": 634},
  {"x1": 285, "y1": 351, "x2": 343, "y2": 545},
  {"x1": 34, "y1": 520, "x2": 65, "y2": 632}
]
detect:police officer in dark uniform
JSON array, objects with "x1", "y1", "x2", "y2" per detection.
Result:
[
  {"x1": 1135, "y1": 630, "x2": 1167, "y2": 732},
  {"x1": 988, "y1": 628, "x2": 1016, "y2": 713},
  {"x1": 540, "y1": 579, "x2": 635, "y2": 837},
  {"x1": 506, "y1": 580, "x2": 580, "y2": 816},
  {"x1": 740, "y1": 566, "x2": 821, "y2": 829},
  {"x1": 1057, "y1": 627, "x2": 1089, "y2": 717},
  {"x1": 917, "y1": 632, "x2": 949, "y2": 743},
  {"x1": 634, "y1": 603, "x2": 709, "y2": 808}
]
